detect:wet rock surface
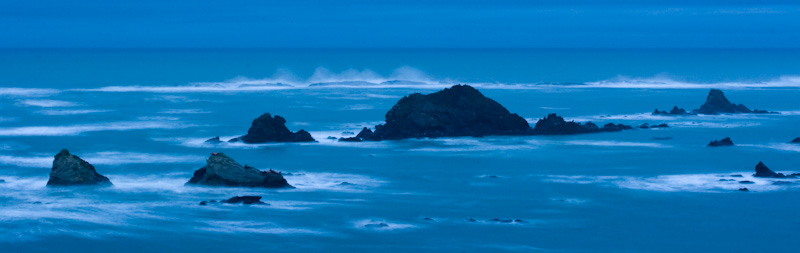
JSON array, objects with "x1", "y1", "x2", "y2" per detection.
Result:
[
  {"x1": 47, "y1": 149, "x2": 111, "y2": 186},
  {"x1": 186, "y1": 153, "x2": 292, "y2": 188},
  {"x1": 240, "y1": 113, "x2": 315, "y2": 143}
]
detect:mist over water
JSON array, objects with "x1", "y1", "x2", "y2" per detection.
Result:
[{"x1": 2, "y1": 49, "x2": 800, "y2": 252}]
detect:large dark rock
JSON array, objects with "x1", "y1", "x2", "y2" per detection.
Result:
[
  {"x1": 365, "y1": 85, "x2": 532, "y2": 140},
  {"x1": 186, "y1": 153, "x2": 292, "y2": 188},
  {"x1": 694, "y1": 89, "x2": 772, "y2": 114},
  {"x1": 751, "y1": 161, "x2": 800, "y2": 178},
  {"x1": 240, "y1": 113, "x2": 315, "y2": 143},
  {"x1": 653, "y1": 106, "x2": 694, "y2": 116},
  {"x1": 47, "y1": 149, "x2": 111, "y2": 186},
  {"x1": 531, "y1": 114, "x2": 633, "y2": 135},
  {"x1": 707, "y1": 137, "x2": 734, "y2": 147}
]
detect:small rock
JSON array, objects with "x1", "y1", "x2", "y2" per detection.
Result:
[
  {"x1": 707, "y1": 137, "x2": 734, "y2": 147},
  {"x1": 199, "y1": 201, "x2": 208, "y2": 205},
  {"x1": 730, "y1": 174, "x2": 744, "y2": 177},
  {"x1": 488, "y1": 218, "x2": 513, "y2": 223},
  {"x1": 221, "y1": 196, "x2": 265, "y2": 205},
  {"x1": 466, "y1": 218, "x2": 477, "y2": 222},
  {"x1": 739, "y1": 180, "x2": 755, "y2": 184},
  {"x1": 650, "y1": 123, "x2": 669, "y2": 128},
  {"x1": 227, "y1": 137, "x2": 241, "y2": 143},
  {"x1": 738, "y1": 188, "x2": 749, "y2": 192},
  {"x1": 791, "y1": 137, "x2": 800, "y2": 144},
  {"x1": 326, "y1": 136, "x2": 337, "y2": 140},
  {"x1": 364, "y1": 223, "x2": 389, "y2": 228},
  {"x1": 341, "y1": 131, "x2": 355, "y2": 135},
  {"x1": 423, "y1": 217, "x2": 435, "y2": 221},
  {"x1": 204, "y1": 136, "x2": 222, "y2": 144},
  {"x1": 719, "y1": 179, "x2": 735, "y2": 182}
]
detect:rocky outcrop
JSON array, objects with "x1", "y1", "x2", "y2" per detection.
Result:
[
  {"x1": 707, "y1": 137, "x2": 734, "y2": 147},
  {"x1": 205, "y1": 136, "x2": 222, "y2": 144},
  {"x1": 531, "y1": 114, "x2": 632, "y2": 135},
  {"x1": 239, "y1": 113, "x2": 315, "y2": 143},
  {"x1": 186, "y1": 153, "x2": 292, "y2": 188},
  {"x1": 653, "y1": 106, "x2": 693, "y2": 116},
  {"x1": 47, "y1": 149, "x2": 111, "y2": 186},
  {"x1": 790, "y1": 137, "x2": 800, "y2": 144},
  {"x1": 221, "y1": 196, "x2": 265, "y2": 204},
  {"x1": 753, "y1": 161, "x2": 800, "y2": 178},
  {"x1": 694, "y1": 89, "x2": 773, "y2": 114},
  {"x1": 363, "y1": 85, "x2": 532, "y2": 140},
  {"x1": 339, "y1": 127, "x2": 379, "y2": 142}
]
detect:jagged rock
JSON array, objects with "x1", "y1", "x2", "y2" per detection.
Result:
[
  {"x1": 790, "y1": 138, "x2": 800, "y2": 144},
  {"x1": 221, "y1": 196, "x2": 265, "y2": 205},
  {"x1": 205, "y1": 136, "x2": 222, "y2": 144},
  {"x1": 341, "y1": 131, "x2": 355, "y2": 135},
  {"x1": 532, "y1": 114, "x2": 632, "y2": 135},
  {"x1": 240, "y1": 113, "x2": 315, "y2": 143},
  {"x1": 694, "y1": 89, "x2": 773, "y2": 114},
  {"x1": 46, "y1": 149, "x2": 111, "y2": 186},
  {"x1": 707, "y1": 137, "x2": 734, "y2": 147},
  {"x1": 653, "y1": 106, "x2": 693, "y2": 116},
  {"x1": 186, "y1": 153, "x2": 292, "y2": 188},
  {"x1": 752, "y1": 161, "x2": 800, "y2": 178},
  {"x1": 366, "y1": 85, "x2": 532, "y2": 140},
  {"x1": 339, "y1": 127, "x2": 379, "y2": 142}
]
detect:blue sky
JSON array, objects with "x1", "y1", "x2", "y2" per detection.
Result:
[{"x1": 1, "y1": 0, "x2": 798, "y2": 48}]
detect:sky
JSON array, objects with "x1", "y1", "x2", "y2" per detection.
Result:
[{"x1": 0, "y1": 0, "x2": 798, "y2": 48}]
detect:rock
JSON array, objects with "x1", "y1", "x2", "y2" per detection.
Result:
[
  {"x1": 341, "y1": 131, "x2": 355, "y2": 135},
  {"x1": 790, "y1": 137, "x2": 800, "y2": 144},
  {"x1": 466, "y1": 218, "x2": 477, "y2": 222},
  {"x1": 338, "y1": 137, "x2": 362, "y2": 142},
  {"x1": 754, "y1": 161, "x2": 789, "y2": 178},
  {"x1": 639, "y1": 123, "x2": 650, "y2": 129},
  {"x1": 367, "y1": 85, "x2": 532, "y2": 140},
  {"x1": 227, "y1": 137, "x2": 241, "y2": 143},
  {"x1": 46, "y1": 149, "x2": 111, "y2": 186},
  {"x1": 738, "y1": 188, "x2": 749, "y2": 192},
  {"x1": 694, "y1": 89, "x2": 772, "y2": 114},
  {"x1": 326, "y1": 136, "x2": 337, "y2": 140},
  {"x1": 221, "y1": 196, "x2": 265, "y2": 205},
  {"x1": 488, "y1": 218, "x2": 513, "y2": 223},
  {"x1": 650, "y1": 123, "x2": 669, "y2": 128},
  {"x1": 0, "y1": 179, "x2": 4, "y2": 183},
  {"x1": 423, "y1": 217, "x2": 435, "y2": 221},
  {"x1": 532, "y1": 114, "x2": 632, "y2": 135},
  {"x1": 239, "y1": 113, "x2": 315, "y2": 143},
  {"x1": 199, "y1": 201, "x2": 208, "y2": 205},
  {"x1": 186, "y1": 153, "x2": 292, "y2": 188},
  {"x1": 707, "y1": 137, "x2": 734, "y2": 147},
  {"x1": 653, "y1": 106, "x2": 693, "y2": 116},
  {"x1": 204, "y1": 136, "x2": 222, "y2": 144},
  {"x1": 364, "y1": 222, "x2": 389, "y2": 228},
  {"x1": 730, "y1": 174, "x2": 744, "y2": 177},
  {"x1": 739, "y1": 180, "x2": 755, "y2": 184},
  {"x1": 719, "y1": 179, "x2": 735, "y2": 182}
]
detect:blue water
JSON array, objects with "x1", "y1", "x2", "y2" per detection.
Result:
[{"x1": 1, "y1": 49, "x2": 800, "y2": 252}]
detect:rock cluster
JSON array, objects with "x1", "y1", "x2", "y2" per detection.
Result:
[
  {"x1": 186, "y1": 153, "x2": 292, "y2": 188},
  {"x1": 532, "y1": 114, "x2": 632, "y2": 135},
  {"x1": 707, "y1": 137, "x2": 734, "y2": 147},
  {"x1": 653, "y1": 89, "x2": 773, "y2": 115},
  {"x1": 47, "y1": 149, "x2": 111, "y2": 186}
]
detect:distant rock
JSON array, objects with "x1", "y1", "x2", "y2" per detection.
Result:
[
  {"x1": 221, "y1": 196, "x2": 265, "y2": 205},
  {"x1": 239, "y1": 113, "x2": 315, "y2": 143},
  {"x1": 650, "y1": 123, "x2": 669, "y2": 128},
  {"x1": 47, "y1": 149, "x2": 111, "y2": 186},
  {"x1": 326, "y1": 136, "x2": 337, "y2": 140},
  {"x1": 639, "y1": 123, "x2": 650, "y2": 129},
  {"x1": 753, "y1": 161, "x2": 800, "y2": 178},
  {"x1": 531, "y1": 113, "x2": 632, "y2": 135},
  {"x1": 204, "y1": 136, "x2": 222, "y2": 144},
  {"x1": 338, "y1": 137, "x2": 362, "y2": 142},
  {"x1": 694, "y1": 89, "x2": 773, "y2": 115},
  {"x1": 653, "y1": 106, "x2": 693, "y2": 116},
  {"x1": 423, "y1": 217, "x2": 435, "y2": 221},
  {"x1": 0, "y1": 179, "x2": 5, "y2": 183},
  {"x1": 790, "y1": 137, "x2": 800, "y2": 144},
  {"x1": 339, "y1": 127, "x2": 378, "y2": 142},
  {"x1": 466, "y1": 218, "x2": 477, "y2": 222},
  {"x1": 364, "y1": 85, "x2": 532, "y2": 140},
  {"x1": 707, "y1": 137, "x2": 734, "y2": 147},
  {"x1": 719, "y1": 179, "x2": 735, "y2": 182},
  {"x1": 227, "y1": 137, "x2": 241, "y2": 143},
  {"x1": 341, "y1": 131, "x2": 355, "y2": 135},
  {"x1": 738, "y1": 188, "x2": 749, "y2": 192},
  {"x1": 186, "y1": 153, "x2": 292, "y2": 188},
  {"x1": 739, "y1": 180, "x2": 755, "y2": 184},
  {"x1": 364, "y1": 222, "x2": 389, "y2": 228}
]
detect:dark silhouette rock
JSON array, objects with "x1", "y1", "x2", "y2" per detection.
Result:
[
  {"x1": 423, "y1": 217, "x2": 435, "y2": 221},
  {"x1": 653, "y1": 106, "x2": 693, "y2": 116},
  {"x1": 739, "y1": 180, "x2": 755, "y2": 184},
  {"x1": 227, "y1": 137, "x2": 241, "y2": 143},
  {"x1": 650, "y1": 123, "x2": 669, "y2": 128},
  {"x1": 338, "y1": 137, "x2": 362, "y2": 142},
  {"x1": 752, "y1": 161, "x2": 800, "y2": 178},
  {"x1": 532, "y1": 113, "x2": 632, "y2": 135},
  {"x1": 199, "y1": 201, "x2": 208, "y2": 205},
  {"x1": 221, "y1": 196, "x2": 265, "y2": 205},
  {"x1": 341, "y1": 131, "x2": 355, "y2": 135},
  {"x1": 791, "y1": 138, "x2": 800, "y2": 144},
  {"x1": 719, "y1": 179, "x2": 735, "y2": 182},
  {"x1": 707, "y1": 137, "x2": 734, "y2": 147},
  {"x1": 47, "y1": 149, "x2": 111, "y2": 186},
  {"x1": 466, "y1": 218, "x2": 477, "y2": 222},
  {"x1": 738, "y1": 188, "x2": 749, "y2": 192},
  {"x1": 694, "y1": 89, "x2": 773, "y2": 114},
  {"x1": 240, "y1": 113, "x2": 315, "y2": 143},
  {"x1": 339, "y1": 127, "x2": 379, "y2": 142},
  {"x1": 639, "y1": 123, "x2": 650, "y2": 129},
  {"x1": 205, "y1": 136, "x2": 222, "y2": 144},
  {"x1": 367, "y1": 85, "x2": 532, "y2": 140},
  {"x1": 186, "y1": 153, "x2": 292, "y2": 188},
  {"x1": 326, "y1": 136, "x2": 337, "y2": 140}
]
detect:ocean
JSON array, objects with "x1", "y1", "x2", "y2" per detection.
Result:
[{"x1": 1, "y1": 48, "x2": 800, "y2": 252}]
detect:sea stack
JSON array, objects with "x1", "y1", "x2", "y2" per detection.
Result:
[
  {"x1": 707, "y1": 137, "x2": 734, "y2": 147},
  {"x1": 790, "y1": 137, "x2": 800, "y2": 144},
  {"x1": 47, "y1": 149, "x2": 111, "y2": 186},
  {"x1": 186, "y1": 152, "x2": 292, "y2": 188},
  {"x1": 238, "y1": 113, "x2": 315, "y2": 143},
  {"x1": 694, "y1": 89, "x2": 772, "y2": 114},
  {"x1": 353, "y1": 85, "x2": 532, "y2": 140},
  {"x1": 531, "y1": 113, "x2": 632, "y2": 135}
]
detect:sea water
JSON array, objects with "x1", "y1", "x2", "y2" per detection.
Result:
[{"x1": 1, "y1": 49, "x2": 800, "y2": 252}]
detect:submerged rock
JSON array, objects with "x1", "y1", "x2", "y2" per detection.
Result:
[
  {"x1": 221, "y1": 196, "x2": 265, "y2": 205},
  {"x1": 653, "y1": 106, "x2": 693, "y2": 116},
  {"x1": 531, "y1": 113, "x2": 632, "y2": 135},
  {"x1": 364, "y1": 222, "x2": 390, "y2": 228},
  {"x1": 707, "y1": 137, "x2": 734, "y2": 147},
  {"x1": 47, "y1": 149, "x2": 111, "y2": 186},
  {"x1": 365, "y1": 85, "x2": 532, "y2": 140},
  {"x1": 240, "y1": 113, "x2": 315, "y2": 143},
  {"x1": 186, "y1": 153, "x2": 292, "y2": 188},
  {"x1": 204, "y1": 136, "x2": 222, "y2": 144},
  {"x1": 694, "y1": 89, "x2": 772, "y2": 114}
]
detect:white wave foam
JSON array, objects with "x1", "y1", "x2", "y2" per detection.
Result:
[
  {"x1": 285, "y1": 172, "x2": 385, "y2": 193},
  {"x1": 159, "y1": 109, "x2": 211, "y2": 114},
  {"x1": 0, "y1": 88, "x2": 59, "y2": 97},
  {"x1": 0, "y1": 121, "x2": 193, "y2": 136},
  {"x1": 197, "y1": 221, "x2": 325, "y2": 235},
  {"x1": 353, "y1": 219, "x2": 416, "y2": 231},
  {"x1": 583, "y1": 75, "x2": 800, "y2": 89},
  {"x1": 16, "y1": 99, "x2": 77, "y2": 107},
  {"x1": 545, "y1": 173, "x2": 800, "y2": 193},
  {"x1": 36, "y1": 109, "x2": 111, "y2": 115},
  {"x1": 739, "y1": 143, "x2": 800, "y2": 153},
  {"x1": 0, "y1": 152, "x2": 204, "y2": 168},
  {"x1": 563, "y1": 140, "x2": 671, "y2": 148}
]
